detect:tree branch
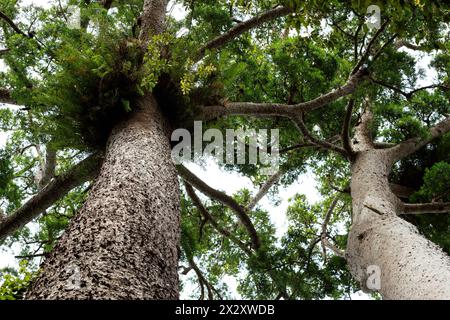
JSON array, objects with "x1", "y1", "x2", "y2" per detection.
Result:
[
  {"x1": 320, "y1": 198, "x2": 345, "y2": 260},
  {"x1": 279, "y1": 135, "x2": 340, "y2": 154},
  {"x1": 389, "y1": 183, "x2": 415, "y2": 199},
  {"x1": 401, "y1": 202, "x2": 450, "y2": 215},
  {"x1": 37, "y1": 146, "x2": 56, "y2": 190},
  {"x1": 139, "y1": 0, "x2": 169, "y2": 44},
  {"x1": 177, "y1": 164, "x2": 261, "y2": 250},
  {"x1": 352, "y1": 101, "x2": 374, "y2": 152},
  {"x1": 291, "y1": 113, "x2": 348, "y2": 158},
  {"x1": 369, "y1": 33, "x2": 398, "y2": 66},
  {"x1": 342, "y1": 99, "x2": 355, "y2": 157},
  {"x1": 187, "y1": 256, "x2": 222, "y2": 300},
  {"x1": 394, "y1": 39, "x2": 427, "y2": 51},
  {"x1": 351, "y1": 19, "x2": 389, "y2": 75},
  {"x1": 0, "y1": 152, "x2": 103, "y2": 241},
  {"x1": 388, "y1": 116, "x2": 450, "y2": 163},
  {"x1": 184, "y1": 182, "x2": 252, "y2": 256},
  {"x1": 200, "y1": 68, "x2": 368, "y2": 121},
  {"x1": 369, "y1": 76, "x2": 447, "y2": 100},
  {"x1": 0, "y1": 10, "x2": 28, "y2": 37},
  {"x1": 195, "y1": 6, "x2": 292, "y2": 61},
  {"x1": 247, "y1": 169, "x2": 283, "y2": 210}
]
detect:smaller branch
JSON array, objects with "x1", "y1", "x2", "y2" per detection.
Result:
[
  {"x1": 369, "y1": 76, "x2": 446, "y2": 100},
  {"x1": 369, "y1": 33, "x2": 398, "y2": 65},
  {"x1": 37, "y1": 146, "x2": 57, "y2": 190},
  {"x1": 195, "y1": 6, "x2": 292, "y2": 61},
  {"x1": 279, "y1": 135, "x2": 340, "y2": 154},
  {"x1": 0, "y1": 48, "x2": 10, "y2": 56},
  {"x1": 305, "y1": 237, "x2": 321, "y2": 271},
  {"x1": 388, "y1": 116, "x2": 450, "y2": 163},
  {"x1": 247, "y1": 169, "x2": 283, "y2": 210},
  {"x1": 291, "y1": 114, "x2": 348, "y2": 158},
  {"x1": 200, "y1": 68, "x2": 368, "y2": 121},
  {"x1": 352, "y1": 100, "x2": 374, "y2": 152},
  {"x1": 188, "y1": 256, "x2": 222, "y2": 300},
  {"x1": 320, "y1": 198, "x2": 340, "y2": 261},
  {"x1": 0, "y1": 10, "x2": 28, "y2": 37},
  {"x1": 184, "y1": 183, "x2": 252, "y2": 256},
  {"x1": 177, "y1": 165, "x2": 261, "y2": 250},
  {"x1": 331, "y1": 20, "x2": 354, "y2": 39},
  {"x1": 15, "y1": 253, "x2": 47, "y2": 259},
  {"x1": 394, "y1": 39, "x2": 427, "y2": 51},
  {"x1": 342, "y1": 99, "x2": 355, "y2": 158},
  {"x1": 321, "y1": 238, "x2": 346, "y2": 258},
  {"x1": 101, "y1": 0, "x2": 114, "y2": 9},
  {"x1": 353, "y1": 22, "x2": 363, "y2": 62},
  {"x1": 351, "y1": 19, "x2": 389, "y2": 75},
  {"x1": 401, "y1": 202, "x2": 450, "y2": 215},
  {"x1": 179, "y1": 265, "x2": 193, "y2": 275},
  {"x1": 0, "y1": 152, "x2": 103, "y2": 241}
]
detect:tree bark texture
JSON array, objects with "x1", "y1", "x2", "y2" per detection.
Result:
[
  {"x1": 346, "y1": 149, "x2": 450, "y2": 299},
  {"x1": 26, "y1": 94, "x2": 180, "y2": 299}
]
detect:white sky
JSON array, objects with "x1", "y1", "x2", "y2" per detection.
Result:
[{"x1": 0, "y1": 0, "x2": 440, "y2": 300}]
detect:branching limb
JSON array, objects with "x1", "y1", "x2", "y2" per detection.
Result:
[
  {"x1": 14, "y1": 253, "x2": 47, "y2": 259},
  {"x1": 279, "y1": 135, "x2": 340, "y2": 154},
  {"x1": 200, "y1": 68, "x2": 368, "y2": 121},
  {"x1": 188, "y1": 256, "x2": 222, "y2": 300},
  {"x1": 247, "y1": 169, "x2": 283, "y2": 210},
  {"x1": 389, "y1": 183, "x2": 415, "y2": 200},
  {"x1": 342, "y1": 99, "x2": 355, "y2": 158},
  {"x1": 351, "y1": 19, "x2": 389, "y2": 75},
  {"x1": 320, "y1": 198, "x2": 346, "y2": 260},
  {"x1": 352, "y1": 100, "x2": 375, "y2": 152},
  {"x1": 0, "y1": 152, "x2": 103, "y2": 241},
  {"x1": 139, "y1": 0, "x2": 169, "y2": 44},
  {"x1": 184, "y1": 182, "x2": 252, "y2": 256},
  {"x1": 394, "y1": 39, "x2": 428, "y2": 51},
  {"x1": 369, "y1": 33, "x2": 398, "y2": 65},
  {"x1": 195, "y1": 6, "x2": 292, "y2": 61},
  {"x1": 179, "y1": 265, "x2": 193, "y2": 275},
  {"x1": 353, "y1": 22, "x2": 363, "y2": 62},
  {"x1": 401, "y1": 202, "x2": 450, "y2": 215},
  {"x1": 369, "y1": 76, "x2": 447, "y2": 100},
  {"x1": 388, "y1": 116, "x2": 450, "y2": 163},
  {"x1": 0, "y1": 10, "x2": 28, "y2": 37},
  {"x1": 291, "y1": 114, "x2": 348, "y2": 158},
  {"x1": 177, "y1": 164, "x2": 261, "y2": 250},
  {"x1": 321, "y1": 237, "x2": 346, "y2": 258},
  {"x1": 37, "y1": 146, "x2": 57, "y2": 190}
]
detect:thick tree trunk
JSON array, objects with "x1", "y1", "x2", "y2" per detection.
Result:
[
  {"x1": 26, "y1": 94, "x2": 180, "y2": 299},
  {"x1": 346, "y1": 149, "x2": 450, "y2": 299}
]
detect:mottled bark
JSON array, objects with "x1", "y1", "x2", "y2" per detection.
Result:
[
  {"x1": 346, "y1": 149, "x2": 450, "y2": 299},
  {"x1": 26, "y1": 95, "x2": 180, "y2": 299}
]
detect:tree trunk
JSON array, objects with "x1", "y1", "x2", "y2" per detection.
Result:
[
  {"x1": 346, "y1": 149, "x2": 450, "y2": 299},
  {"x1": 26, "y1": 94, "x2": 180, "y2": 299}
]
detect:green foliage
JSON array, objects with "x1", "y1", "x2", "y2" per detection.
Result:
[{"x1": 0, "y1": 260, "x2": 36, "y2": 300}]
